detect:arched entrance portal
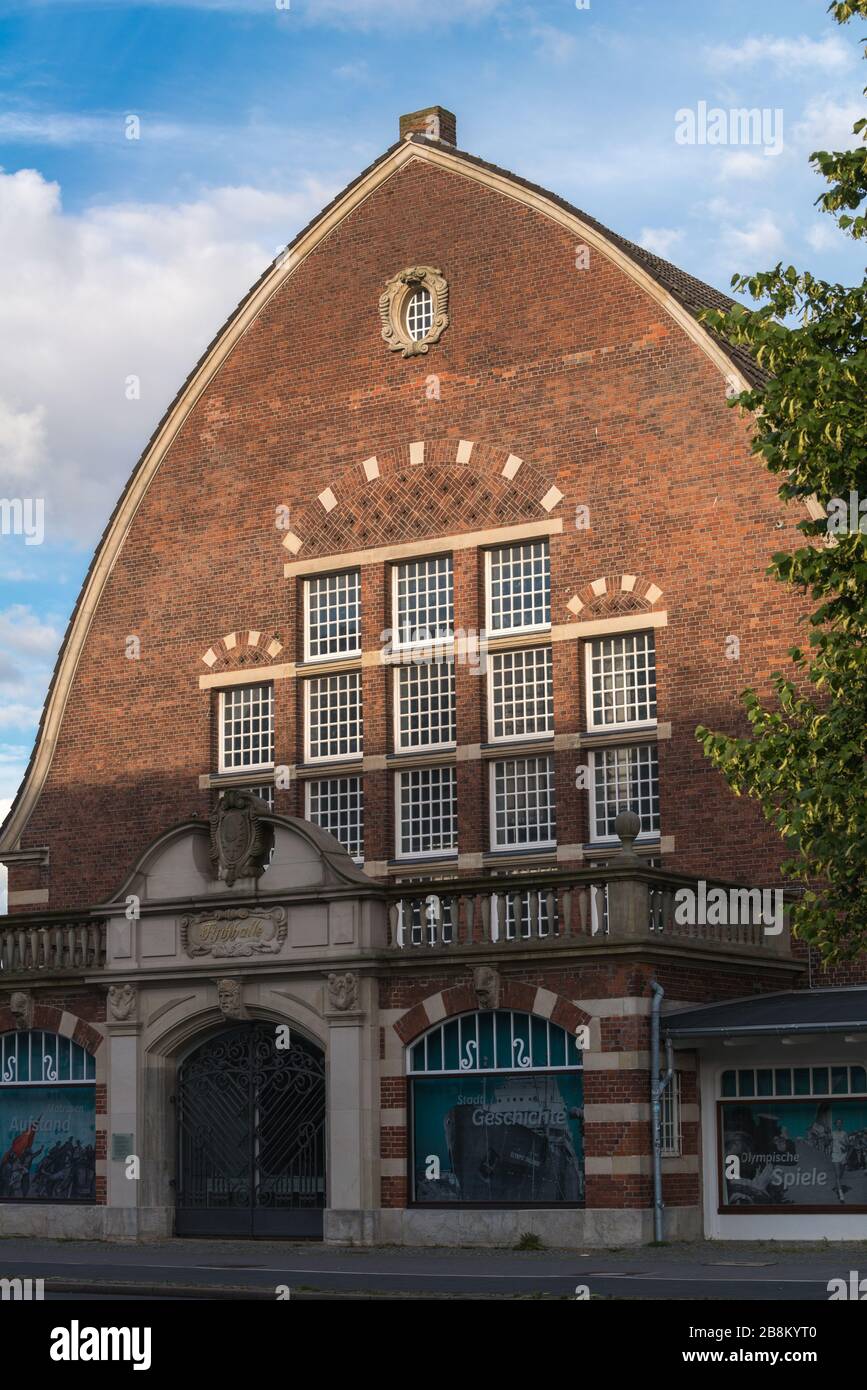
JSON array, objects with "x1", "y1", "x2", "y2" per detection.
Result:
[{"x1": 175, "y1": 1022, "x2": 326, "y2": 1237}]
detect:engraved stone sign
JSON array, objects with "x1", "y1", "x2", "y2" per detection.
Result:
[{"x1": 180, "y1": 907, "x2": 287, "y2": 959}]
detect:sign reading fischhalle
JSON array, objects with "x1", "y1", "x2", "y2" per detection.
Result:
[{"x1": 180, "y1": 907, "x2": 287, "y2": 958}]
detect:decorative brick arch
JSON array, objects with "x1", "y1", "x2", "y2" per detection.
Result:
[
  {"x1": 566, "y1": 573, "x2": 664, "y2": 618},
  {"x1": 0, "y1": 1001, "x2": 103, "y2": 1056},
  {"x1": 281, "y1": 437, "x2": 565, "y2": 559},
  {"x1": 201, "y1": 629, "x2": 284, "y2": 671},
  {"x1": 393, "y1": 979, "x2": 590, "y2": 1046}
]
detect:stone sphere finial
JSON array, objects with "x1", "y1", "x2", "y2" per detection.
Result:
[{"x1": 614, "y1": 808, "x2": 642, "y2": 859}]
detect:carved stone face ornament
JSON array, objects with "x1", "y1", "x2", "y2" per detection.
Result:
[
  {"x1": 216, "y1": 978, "x2": 245, "y2": 1020},
  {"x1": 209, "y1": 790, "x2": 273, "y2": 886},
  {"x1": 108, "y1": 983, "x2": 137, "y2": 1022},
  {"x1": 473, "y1": 966, "x2": 500, "y2": 1011},
  {"x1": 326, "y1": 972, "x2": 359, "y2": 1013}
]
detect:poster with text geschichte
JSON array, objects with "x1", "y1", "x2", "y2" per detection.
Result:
[{"x1": 413, "y1": 1072, "x2": 584, "y2": 1204}]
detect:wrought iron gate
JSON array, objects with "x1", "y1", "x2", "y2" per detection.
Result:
[{"x1": 175, "y1": 1023, "x2": 326, "y2": 1237}]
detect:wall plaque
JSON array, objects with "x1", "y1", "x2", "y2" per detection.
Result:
[{"x1": 180, "y1": 907, "x2": 287, "y2": 958}]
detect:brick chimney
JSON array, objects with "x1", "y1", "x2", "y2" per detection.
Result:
[{"x1": 399, "y1": 106, "x2": 457, "y2": 147}]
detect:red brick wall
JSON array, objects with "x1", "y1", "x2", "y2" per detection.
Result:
[{"x1": 10, "y1": 154, "x2": 813, "y2": 912}]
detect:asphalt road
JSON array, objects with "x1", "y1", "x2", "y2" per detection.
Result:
[{"x1": 2, "y1": 1236, "x2": 866, "y2": 1299}]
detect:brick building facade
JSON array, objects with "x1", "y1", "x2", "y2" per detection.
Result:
[{"x1": 0, "y1": 108, "x2": 864, "y2": 1244}]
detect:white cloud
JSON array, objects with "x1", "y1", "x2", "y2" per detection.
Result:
[
  {"x1": 0, "y1": 165, "x2": 334, "y2": 544},
  {"x1": 720, "y1": 211, "x2": 785, "y2": 264},
  {"x1": 705, "y1": 33, "x2": 854, "y2": 76},
  {"x1": 794, "y1": 96, "x2": 864, "y2": 153},
  {"x1": 638, "y1": 226, "x2": 684, "y2": 257},
  {"x1": 806, "y1": 221, "x2": 841, "y2": 252},
  {"x1": 716, "y1": 151, "x2": 770, "y2": 181},
  {"x1": 531, "y1": 24, "x2": 577, "y2": 64}
]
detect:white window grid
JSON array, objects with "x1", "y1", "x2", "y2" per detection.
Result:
[
  {"x1": 408, "y1": 1010, "x2": 582, "y2": 1074},
  {"x1": 661, "y1": 1071, "x2": 682, "y2": 1157},
  {"x1": 406, "y1": 287, "x2": 433, "y2": 342},
  {"x1": 492, "y1": 889, "x2": 556, "y2": 940},
  {"x1": 305, "y1": 672, "x2": 363, "y2": 762},
  {"x1": 490, "y1": 755, "x2": 556, "y2": 850},
  {"x1": 219, "y1": 683, "x2": 274, "y2": 772},
  {"x1": 304, "y1": 570, "x2": 361, "y2": 661},
  {"x1": 392, "y1": 556, "x2": 453, "y2": 648},
  {"x1": 489, "y1": 646, "x2": 553, "y2": 741},
  {"x1": 589, "y1": 744, "x2": 659, "y2": 842},
  {"x1": 586, "y1": 631, "x2": 657, "y2": 731},
  {"x1": 0, "y1": 1030, "x2": 96, "y2": 1086},
  {"x1": 396, "y1": 766, "x2": 457, "y2": 859},
  {"x1": 394, "y1": 661, "x2": 456, "y2": 751},
  {"x1": 306, "y1": 777, "x2": 363, "y2": 862},
  {"x1": 396, "y1": 893, "x2": 456, "y2": 947},
  {"x1": 486, "y1": 540, "x2": 550, "y2": 634}
]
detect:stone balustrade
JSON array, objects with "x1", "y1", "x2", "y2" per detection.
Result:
[{"x1": 0, "y1": 919, "x2": 106, "y2": 975}]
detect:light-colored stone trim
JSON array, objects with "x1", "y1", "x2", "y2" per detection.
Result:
[
  {"x1": 583, "y1": 1051, "x2": 651, "y2": 1070},
  {"x1": 362, "y1": 754, "x2": 388, "y2": 771},
  {"x1": 425, "y1": 994, "x2": 447, "y2": 1025},
  {"x1": 409, "y1": 441, "x2": 425, "y2": 466},
  {"x1": 7, "y1": 889, "x2": 49, "y2": 906},
  {"x1": 533, "y1": 987, "x2": 558, "y2": 1019},
  {"x1": 362, "y1": 456, "x2": 380, "y2": 481},
  {"x1": 0, "y1": 134, "x2": 771, "y2": 850},
  {"x1": 457, "y1": 852, "x2": 484, "y2": 870},
  {"x1": 455, "y1": 743, "x2": 482, "y2": 762},
  {"x1": 502, "y1": 454, "x2": 522, "y2": 480},
  {"x1": 199, "y1": 662, "x2": 294, "y2": 690},
  {"x1": 380, "y1": 1158, "x2": 406, "y2": 1178},
  {"x1": 362, "y1": 860, "x2": 388, "y2": 877},
  {"x1": 586, "y1": 1155, "x2": 698, "y2": 1175},
  {"x1": 566, "y1": 595, "x2": 583, "y2": 615},
  {"x1": 284, "y1": 518, "x2": 563, "y2": 576},
  {"x1": 318, "y1": 487, "x2": 337, "y2": 512},
  {"x1": 540, "y1": 485, "x2": 563, "y2": 513},
  {"x1": 590, "y1": 578, "x2": 607, "y2": 597},
  {"x1": 584, "y1": 1103, "x2": 651, "y2": 1121},
  {"x1": 553, "y1": 732, "x2": 580, "y2": 750},
  {"x1": 456, "y1": 439, "x2": 473, "y2": 463},
  {"x1": 621, "y1": 574, "x2": 637, "y2": 592},
  {"x1": 380, "y1": 1108, "x2": 407, "y2": 1127},
  {"x1": 58, "y1": 1011, "x2": 78, "y2": 1040},
  {"x1": 555, "y1": 843, "x2": 585, "y2": 862},
  {"x1": 645, "y1": 583, "x2": 663, "y2": 604},
  {"x1": 660, "y1": 835, "x2": 676, "y2": 854},
  {"x1": 552, "y1": 610, "x2": 668, "y2": 641}
]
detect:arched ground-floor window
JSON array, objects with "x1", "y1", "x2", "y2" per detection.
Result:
[{"x1": 408, "y1": 1009, "x2": 584, "y2": 1206}]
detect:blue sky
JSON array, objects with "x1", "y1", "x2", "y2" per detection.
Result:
[{"x1": 0, "y1": 0, "x2": 864, "y2": 863}]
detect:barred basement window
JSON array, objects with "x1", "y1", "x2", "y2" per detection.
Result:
[
  {"x1": 397, "y1": 766, "x2": 457, "y2": 858},
  {"x1": 720, "y1": 1066, "x2": 867, "y2": 1099},
  {"x1": 305, "y1": 671, "x2": 363, "y2": 761},
  {"x1": 486, "y1": 540, "x2": 550, "y2": 634},
  {"x1": 491, "y1": 755, "x2": 556, "y2": 849},
  {"x1": 590, "y1": 744, "x2": 659, "y2": 842},
  {"x1": 489, "y1": 647, "x2": 553, "y2": 740},
  {"x1": 395, "y1": 661, "x2": 456, "y2": 750},
  {"x1": 661, "y1": 1072, "x2": 682, "y2": 1157},
  {"x1": 304, "y1": 570, "x2": 361, "y2": 661},
  {"x1": 587, "y1": 631, "x2": 657, "y2": 730},
  {"x1": 219, "y1": 683, "x2": 274, "y2": 771},
  {"x1": 393, "y1": 555, "x2": 453, "y2": 647},
  {"x1": 406, "y1": 287, "x2": 433, "y2": 342},
  {"x1": 306, "y1": 777, "x2": 363, "y2": 861}
]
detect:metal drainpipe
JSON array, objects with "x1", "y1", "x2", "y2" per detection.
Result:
[{"x1": 651, "y1": 980, "x2": 674, "y2": 1243}]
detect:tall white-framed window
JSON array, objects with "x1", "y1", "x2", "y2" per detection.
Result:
[
  {"x1": 485, "y1": 539, "x2": 550, "y2": 635},
  {"x1": 488, "y1": 646, "x2": 553, "y2": 741},
  {"x1": 304, "y1": 671, "x2": 363, "y2": 762},
  {"x1": 661, "y1": 1071, "x2": 682, "y2": 1157},
  {"x1": 392, "y1": 555, "x2": 453, "y2": 649},
  {"x1": 406, "y1": 287, "x2": 433, "y2": 343},
  {"x1": 589, "y1": 744, "x2": 659, "y2": 843},
  {"x1": 490, "y1": 755, "x2": 556, "y2": 850},
  {"x1": 396, "y1": 766, "x2": 457, "y2": 859},
  {"x1": 304, "y1": 569, "x2": 361, "y2": 662},
  {"x1": 586, "y1": 631, "x2": 656, "y2": 732},
  {"x1": 306, "y1": 776, "x2": 364, "y2": 862},
  {"x1": 394, "y1": 661, "x2": 456, "y2": 751},
  {"x1": 218, "y1": 683, "x2": 274, "y2": 772}
]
